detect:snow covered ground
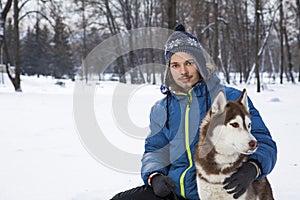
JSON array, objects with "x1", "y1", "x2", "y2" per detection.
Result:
[{"x1": 0, "y1": 75, "x2": 299, "y2": 199}]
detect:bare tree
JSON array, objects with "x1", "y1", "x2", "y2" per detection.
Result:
[
  {"x1": 167, "y1": 0, "x2": 176, "y2": 30},
  {"x1": 75, "y1": 0, "x2": 87, "y2": 59},
  {"x1": 3, "y1": 0, "x2": 22, "y2": 91},
  {"x1": 279, "y1": 0, "x2": 284, "y2": 84},
  {"x1": 212, "y1": 0, "x2": 219, "y2": 66},
  {"x1": 143, "y1": 0, "x2": 155, "y2": 84},
  {"x1": 73, "y1": 0, "x2": 88, "y2": 82},
  {"x1": 283, "y1": 26, "x2": 295, "y2": 83},
  {"x1": 254, "y1": 0, "x2": 261, "y2": 92},
  {"x1": 297, "y1": 0, "x2": 300, "y2": 82},
  {"x1": 3, "y1": 0, "x2": 52, "y2": 91},
  {"x1": 0, "y1": 0, "x2": 13, "y2": 54}
]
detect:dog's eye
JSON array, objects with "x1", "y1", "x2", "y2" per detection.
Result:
[
  {"x1": 248, "y1": 123, "x2": 251, "y2": 129},
  {"x1": 230, "y1": 123, "x2": 239, "y2": 128}
]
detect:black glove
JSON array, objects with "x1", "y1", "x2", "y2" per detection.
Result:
[
  {"x1": 223, "y1": 161, "x2": 259, "y2": 199},
  {"x1": 151, "y1": 174, "x2": 176, "y2": 197}
]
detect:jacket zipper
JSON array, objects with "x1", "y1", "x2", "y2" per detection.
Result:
[{"x1": 179, "y1": 90, "x2": 193, "y2": 198}]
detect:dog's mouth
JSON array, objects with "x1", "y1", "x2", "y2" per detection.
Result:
[{"x1": 233, "y1": 145, "x2": 257, "y2": 155}]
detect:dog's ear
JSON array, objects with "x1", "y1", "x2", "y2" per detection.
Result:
[
  {"x1": 238, "y1": 89, "x2": 249, "y2": 112},
  {"x1": 211, "y1": 90, "x2": 227, "y2": 114}
]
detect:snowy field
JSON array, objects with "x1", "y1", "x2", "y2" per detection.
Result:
[{"x1": 0, "y1": 75, "x2": 299, "y2": 199}]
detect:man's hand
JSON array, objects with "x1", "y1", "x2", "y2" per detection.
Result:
[
  {"x1": 151, "y1": 174, "x2": 176, "y2": 197},
  {"x1": 223, "y1": 161, "x2": 259, "y2": 199}
]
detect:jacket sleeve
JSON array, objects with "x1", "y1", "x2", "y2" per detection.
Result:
[
  {"x1": 141, "y1": 100, "x2": 170, "y2": 185},
  {"x1": 247, "y1": 97, "x2": 277, "y2": 179}
]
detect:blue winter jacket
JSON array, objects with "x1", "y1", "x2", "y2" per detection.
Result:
[{"x1": 141, "y1": 82, "x2": 277, "y2": 199}]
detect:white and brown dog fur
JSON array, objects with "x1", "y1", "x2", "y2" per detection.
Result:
[{"x1": 194, "y1": 89, "x2": 274, "y2": 200}]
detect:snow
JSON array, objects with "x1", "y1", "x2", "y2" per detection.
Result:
[{"x1": 0, "y1": 75, "x2": 299, "y2": 199}]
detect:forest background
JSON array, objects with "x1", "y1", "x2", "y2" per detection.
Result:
[{"x1": 0, "y1": 0, "x2": 299, "y2": 92}]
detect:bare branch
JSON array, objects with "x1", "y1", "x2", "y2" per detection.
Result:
[
  {"x1": 19, "y1": 10, "x2": 54, "y2": 27},
  {"x1": 1, "y1": 0, "x2": 13, "y2": 19},
  {"x1": 201, "y1": 18, "x2": 228, "y2": 34},
  {"x1": 19, "y1": 0, "x2": 31, "y2": 11}
]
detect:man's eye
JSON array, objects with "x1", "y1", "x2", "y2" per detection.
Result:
[
  {"x1": 230, "y1": 122, "x2": 239, "y2": 128},
  {"x1": 186, "y1": 61, "x2": 193, "y2": 65},
  {"x1": 171, "y1": 64, "x2": 178, "y2": 69}
]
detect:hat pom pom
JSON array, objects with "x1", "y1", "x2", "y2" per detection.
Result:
[{"x1": 174, "y1": 24, "x2": 185, "y2": 32}]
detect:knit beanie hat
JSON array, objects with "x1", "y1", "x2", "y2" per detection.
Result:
[{"x1": 163, "y1": 24, "x2": 223, "y2": 101}]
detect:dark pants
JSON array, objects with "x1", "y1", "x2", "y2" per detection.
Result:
[{"x1": 111, "y1": 185, "x2": 185, "y2": 200}]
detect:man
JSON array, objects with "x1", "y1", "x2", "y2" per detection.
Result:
[{"x1": 111, "y1": 24, "x2": 277, "y2": 200}]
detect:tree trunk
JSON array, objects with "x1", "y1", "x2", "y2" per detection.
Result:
[
  {"x1": 244, "y1": 0, "x2": 251, "y2": 81},
  {"x1": 5, "y1": 0, "x2": 21, "y2": 91},
  {"x1": 283, "y1": 26, "x2": 295, "y2": 83},
  {"x1": 104, "y1": 0, "x2": 126, "y2": 83},
  {"x1": 232, "y1": 0, "x2": 241, "y2": 83},
  {"x1": 297, "y1": 0, "x2": 300, "y2": 49},
  {"x1": 213, "y1": 0, "x2": 219, "y2": 67},
  {"x1": 296, "y1": 0, "x2": 300, "y2": 82},
  {"x1": 267, "y1": 46, "x2": 276, "y2": 83},
  {"x1": 221, "y1": 0, "x2": 230, "y2": 84},
  {"x1": 81, "y1": 0, "x2": 87, "y2": 83},
  {"x1": 254, "y1": 0, "x2": 260, "y2": 92},
  {"x1": 279, "y1": 0, "x2": 284, "y2": 84},
  {"x1": 1, "y1": 0, "x2": 20, "y2": 91},
  {"x1": 0, "y1": 0, "x2": 13, "y2": 63},
  {"x1": 167, "y1": 0, "x2": 176, "y2": 30}
]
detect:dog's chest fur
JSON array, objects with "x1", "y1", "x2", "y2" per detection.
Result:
[
  {"x1": 195, "y1": 158, "x2": 247, "y2": 200},
  {"x1": 196, "y1": 178, "x2": 247, "y2": 200},
  {"x1": 195, "y1": 151, "x2": 247, "y2": 200}
]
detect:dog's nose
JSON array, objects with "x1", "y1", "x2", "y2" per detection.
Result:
[{"x1": 249, "y1": 140, "x2": 258, "y2": 150}]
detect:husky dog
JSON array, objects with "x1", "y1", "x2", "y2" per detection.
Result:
[{"x1": 194, "y1": 89, "x2": 274, "y2": 200}]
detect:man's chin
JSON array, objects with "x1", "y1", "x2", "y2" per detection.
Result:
[
  {"x1": 181, "y1": 84, "x2": 192, "y2": 91},
  {"x1": 174, "y1": 79, "x2": 200, "y2": 92}
]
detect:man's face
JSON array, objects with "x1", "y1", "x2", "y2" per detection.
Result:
[{"x1": 169, "y1": 52, "x2": 201, "y2": 92}]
